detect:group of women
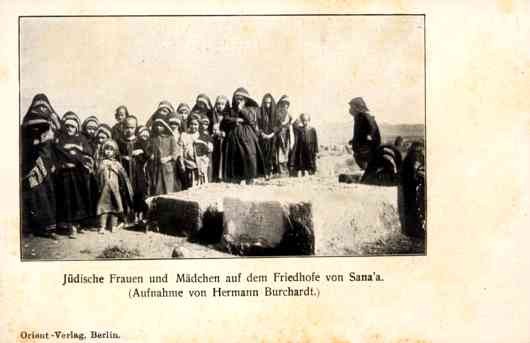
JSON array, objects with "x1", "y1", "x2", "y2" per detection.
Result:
[{"x1": 21, "y1": 88, "x2": 319, "y2": 238}]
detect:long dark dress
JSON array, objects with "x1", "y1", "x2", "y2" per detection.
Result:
[
  {"x1": 257, "y1": 104, "x2": 277, "y2": 176},
  {"x1": 399, "y1": 144, "x2": 426, "y2": 237},
  {"x1": 351, "y1": 112, "x2": 381, "y2": 170},
  {"x1": 21, "y1": 136, "x2": 57, "y2": 233},
  {"x1": 54, "y1": 133, "x2": 94, "y2": 224},
  {"x1": 221, "y1": 106, "x2": 265, "y2": 182},
  {"x1": 291, "y1": 126, "x2": 319, "y2": 174},
  {"x1": 117, "y1": 136, "x2": 149, "y2": 214}
]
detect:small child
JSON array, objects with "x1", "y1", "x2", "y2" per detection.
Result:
[
  {"x1": 178, "y1": 116, "x2": 213, "y2": 188},
  {"x1": 290, "y1": 113, "x2": 319, "y2": 176},
  {"x1": 96, "y1": 140, "x2": 133, "y2": 234}
]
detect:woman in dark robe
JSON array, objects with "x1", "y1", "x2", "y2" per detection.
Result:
[
  {"x1": 210, "y1": 96, "x2": 231, "y2": 182},
  {"x1": 399, "y1": 141, "x2": 426, "y2": 238},
  {"x1": 80, "y1": 115, "x2": 100, "y2": 228},
  {"x1": 257, "y1": 94, "x2": 278, "y2": 180},
  {"x1": 290, "y1": 113, "x2": 319, "y2": 176},
  {"x1": 54, "y1": 111, "x2": 95, "y2": 238},
  {"x1": 191, "y1": 94, "x2": 213, "y2": 129},
  {"x1": 21, "y1": 94, "x2": 59, "y2": 238},
  {"x1": 147, "y1": 108, "x2": 182, "y2": 195},
  {"x1": 348, "y1": 97, "x2": 381, "y2": 170},
  {"x1": 220, "y1": 87, "x2": 265, "y2": 184}
]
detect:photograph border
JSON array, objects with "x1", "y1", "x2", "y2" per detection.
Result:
[{"x1": 18, "y1": 13, "x2": 427, "y2": 262}]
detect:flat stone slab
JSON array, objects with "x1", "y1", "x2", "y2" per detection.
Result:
[{"x1": 147, "y1": 177, "x2": 400, "y2": 256}]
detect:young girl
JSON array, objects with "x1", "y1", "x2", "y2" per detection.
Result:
[
  {"x1": 96, "y1": 140, "x2": 133, "y2": 234},
  {"x1": 148, "y1": 110, "x2": 182, "y2": 195},
  {"x1": 178, "y1": 116, "x2": 213, "y2": 188},
  {"x1": 117, "y1": 115, "x2": 151, "y2": 225},
  {"x1": 93, "y1": 124, "x2": 112, "y2": 169},
  {"x1": 290, "y1": 113, "x2": 319, "y2": 176},
  {"x1": 55, "y1": 112, "x2": 94, "y2": 238}
]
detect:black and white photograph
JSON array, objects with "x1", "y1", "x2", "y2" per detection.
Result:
[{"x1": 19, "y1": 15, "x2": 426, "y2": 260}]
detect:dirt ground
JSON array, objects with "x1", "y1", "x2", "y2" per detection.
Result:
[{"x1": 21, "y1": 152, "x2": 425, "y2": 260}]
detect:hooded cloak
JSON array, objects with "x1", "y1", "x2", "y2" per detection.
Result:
[
  {"x1": 21, "y1": 94, "x2": 58, "y2": 232},
  {"x1": 220, "y1": 87, "x2": 264, "y2": 181},
  {"x1": 55, "y1": 111, "x2": 95, "y2": 224},
  {"x1": 96, "y1": 139, "x2": 134, "y2": 217},
  {"x1": 349, "y1": 97, "x2": 381, "y2": 170},
  {"x1": 399, "y1": 142, "x2": 426, "y2": 238},
  {"x1": 147, "y1": 112, "x2": 182, "y2": 195},
  {"x1": 209, "y1": 96, "x2": 231, "y2": 182},
  {"x1": 258, "y1": 93, "x2": 278, "y2": 175}
]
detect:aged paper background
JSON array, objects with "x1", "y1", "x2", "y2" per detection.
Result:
[{"x1": 1, "y1": 1, "x2": 529, "y2": 342}]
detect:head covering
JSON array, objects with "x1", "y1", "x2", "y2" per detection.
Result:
[
  {"x1": 176, "y1": 102, "x2": 191, "y2": 114},
  {"x1": 167, "y1": 112, "x2": 181, "y2": 127},
  {"x1": 215, "y1": 95, "x2": 229, "y2": 106},
  {"x1": 101, "y1": 139, "x2": 119, "y2": 153},
  {"x1": 277, "y1": 95, "x2": 290, "y2": 106},
  {"x1": 96, "y1": 123, "x2": 112, "y2": 139},
  {"x1": 232, "y1": 87, "x2": 259, "y2": 109},
  {"x1": 349, "y1": 97, "x2": 369, "y2": 113},
  {"x1": 151, "y1": 112, "x2": 175, "y2": 136},
  {"x1": 81, "y1": 116, "x2": 99, "y2": 132},
  {"x1": 22, "y1": 93, "x2": 60, "y2": 130},
  {"x1": 61, "y1": 111, "x2": 80, "y2": 132},
  {"x1": 157, "y1": 100, "x2": 175, "y2": 114},
  {"x1": 136, "y1": 125, "x2": 150, "y2": 136},
  {"x1": 195, "y1": 94, "x2": 213, "y2": 111}
]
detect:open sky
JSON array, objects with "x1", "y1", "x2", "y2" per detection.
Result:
[{"x1": 20, "y1": 16, "x2": 424, "y2": 127}]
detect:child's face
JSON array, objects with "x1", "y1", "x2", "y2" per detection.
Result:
[
  {"x1": 116, "y1": 108, "x2": 127, "y2": 122},
  {"x1": 279, "y1": 102, "x2": 289, "y2": 111},
  {"x1": 124, "y1": 121, "x2": 136, "y2": 138},
  {"x1": 215, "y1": 100, "x2": 226, "y2": 112},
  {"x1": 189, "y1": 120, "x2": 199, "y2": 133},
  {"x1": 155, "y1": 123, "x2": 165, "y2": 134},
  {"x1": 103, "y1": 147, "x2": 115, "y2": 159},
  {"x1": 178, "y1": 108, "x2": 189, "y2": 118},
  {"x1": 170, "y1": 124, "x2": 179, "y2": 132},
  {"x1": 85, "y1": 123, "x2": 98, "y2": 137},
  {"x1": 301, "y1": 116, "x2": 310, "y2": 127},
  {"x1": 65, "y1": 124, "x2": 77, "y2": 136},
  {"x1": 97, "y1": 133, "x2": 109, "y2": 144},
  {"x1": 139, "y1": 130, "x2": 150, "y2": 141},
  {"x1": 158, "y1": 107, "x2": 170, "y2": 116},
  {"x1": 200, "y1": 120, "x2": 209, "y2": 132}
]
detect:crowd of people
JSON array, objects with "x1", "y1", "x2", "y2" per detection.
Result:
[
  {"x1": 21, "y1": 89, "x2": 425, "y2": 241},
  {"x1": 21, "y1": 88, "x2": 320, "y2": 239}
]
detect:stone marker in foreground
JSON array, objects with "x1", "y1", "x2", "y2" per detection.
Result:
[{"x1": 222, "y1": 197, "x2": 314, "y2": 256}]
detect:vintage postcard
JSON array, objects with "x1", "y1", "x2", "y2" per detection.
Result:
[{"x1": 1, "y1": 1, "x2": 529, "y2": 342}]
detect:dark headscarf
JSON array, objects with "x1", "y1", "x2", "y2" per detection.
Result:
[
  {"x1": 349, "y1": 97, "x2": 370, "y2": 113},
  {"x1": 231, "y1": 87, "x2": 259, "y2": 109},
  {"x1": 81, "y1": 116, "x2": 99, "y2": 135},
  {"x1": 259, "y1": 93, "x2": 277, "y2": 134},
  {"x1": 22, "y1": 93, "x2": 61, "y2": 131}
]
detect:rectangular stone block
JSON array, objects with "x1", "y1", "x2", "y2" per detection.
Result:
[{"x1": 222, "y1": 197, "x2": 314, "y2": 256}]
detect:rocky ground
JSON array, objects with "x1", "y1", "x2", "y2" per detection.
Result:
[{"x1": 21, "y1": 152, "x2": 425, "y2": 260}]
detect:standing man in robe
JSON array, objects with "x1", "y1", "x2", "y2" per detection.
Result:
[{"x1": 348, "y1": 97, "x2": 381, "y2": 170}]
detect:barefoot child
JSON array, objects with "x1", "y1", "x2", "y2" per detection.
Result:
[
  {"x1": 178, "y1": 116, "x2": 213, "y2": 188},
  {"x1": 96, "y1": 140, "x2": 133, "y2": 234}
]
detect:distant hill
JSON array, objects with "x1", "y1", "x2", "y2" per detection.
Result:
[{"x1": 317, "y1": 121, "x2": 425, "y2": 146}]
